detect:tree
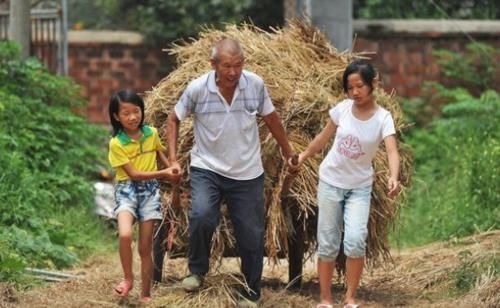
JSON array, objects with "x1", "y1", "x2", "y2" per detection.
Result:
[
  {"x1": 66, "y1": 0, "x2": 285, "y2": 44},
  {"x1": 118, "y1": 0, "x2": 253, "y2": 44}
]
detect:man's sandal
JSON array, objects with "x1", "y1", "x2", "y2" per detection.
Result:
[
  {"x1": 343, "y1": 304, "x2": 360, "y2": 308},
  {"x1": 316, "y1": 304, "x2": 333, "y2": 308},
  {"x1": 114, "y1": 280, "x2": 133, "y2": 297}
]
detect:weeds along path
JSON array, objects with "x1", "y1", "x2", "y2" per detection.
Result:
[{"x1": 4, "y1": 231, "x2": 499, "y2": 307}]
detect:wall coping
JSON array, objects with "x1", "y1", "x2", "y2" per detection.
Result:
[
  {"x1": 353, "y1": 19, "x2": 500, "y2": 34},
  {"x1": 68, "y1": 20, "x2": 500, "y2": 44},
  {"x1": 68, "y1": 30, "x2": 144, "y2": 44}
]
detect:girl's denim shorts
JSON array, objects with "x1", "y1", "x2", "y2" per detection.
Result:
[
  {"x1": 114, "y1": 179, "x2": 163, "y2": 222},
  {"x1": 316, "y1": 180, "x2": 372, "y2": 260}
]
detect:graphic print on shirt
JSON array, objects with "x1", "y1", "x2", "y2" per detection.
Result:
[{"x1": 337, "y1": 135, "x2": 365, "y2": 160}]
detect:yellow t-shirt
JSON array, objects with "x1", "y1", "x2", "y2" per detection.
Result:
[{"x1": 108, "y1": 125, "x2": 166, "y2": 181}]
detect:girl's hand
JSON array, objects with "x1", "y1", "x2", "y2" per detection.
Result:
[
  {"x1": 298, "y1": 152, "x2": 307, "y2": 166},
  {"x1": 387, "y1": 177, "x2": 400, "y2": 199},
  {"x1": 163, "y1": 166, "x2": 181, "y2": 183},
  {"x1": 286, "y1": 152, "x2": 307, "y2": 174},
  {"x1": 169, "y1": 161, "x2": 181, "y2": 175}
]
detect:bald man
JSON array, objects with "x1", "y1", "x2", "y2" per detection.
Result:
[{"x1": 167, "y1": 38, "x2": 294, "y2": 306}]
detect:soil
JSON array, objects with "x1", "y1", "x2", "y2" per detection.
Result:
[{"x1": 2, "y1": 231, "x2": 498, "y2": 307}]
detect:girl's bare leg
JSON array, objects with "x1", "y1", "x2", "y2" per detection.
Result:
[
  {"x1": 345, "y1": 256, "x2": 364, "y2": 304},
  {"x1": 318, "y1": 258, "x2": 335, "y2": 305},
  {"x1": 138, "y1": 220, "x2": 156, "y2": 298},
  {"x1": 117, "y1": 212, "x2": 135, "y2": 284}
]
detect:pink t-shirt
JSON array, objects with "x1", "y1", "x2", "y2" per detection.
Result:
[{"x1": 319, "y1": 99, "x2": 396, "y2": 189}]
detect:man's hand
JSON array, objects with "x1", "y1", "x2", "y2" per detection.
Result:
[{"x1": 287, "y1": 154, "x2": 301, "y2": 174}]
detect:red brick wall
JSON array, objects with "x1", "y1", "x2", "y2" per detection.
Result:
[
  {"x1": 68, "y1": 30, "x2": 499, "y2": 124},
  {"x1": 353, "y1": 32, "x2": 500, "y2": 97},
  {"x1": 68, "y1": 43, "x2": 171, "y2": 124}
]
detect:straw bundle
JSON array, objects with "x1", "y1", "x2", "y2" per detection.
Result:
[{"x1": 144, "y1": 20, "x2": 412, "y2": 272}]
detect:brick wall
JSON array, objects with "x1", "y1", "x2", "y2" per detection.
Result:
[
  {"x1": 67, "y1": 22, "x2": 500, "y2": 124},
  {"x1": 67, "y1": 31, "x2": 172, "y2": 124},
  {"x1": 352, "y1": 20, "x2": 500, "y2": 97}
]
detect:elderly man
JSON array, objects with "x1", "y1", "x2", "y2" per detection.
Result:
[{"x1": 167, "y1": 38, "x2": 294, "y2": 306}]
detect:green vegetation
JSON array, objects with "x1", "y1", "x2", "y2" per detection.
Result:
[
  {"x1": 354, "y1": 0, "x2": 499, "y2": 19},
  {"x1": 66, "y1": 1, "x2": 498, "y2": 44},
  {"x1": 395, "y1": 43, "x2": 500, "y2": 246},
  {"x1": 451, "y1": 250, "x2": 499, "y2": 294},
  {"x1": 68, "y1": 0, "x2": 284, "y2": 44},
  {"x1": 402, "y1": 42, "x2": 499, "y2": 128},
  {"x1": 0, "y1": 42, "x2": 113, "y2": 282}
]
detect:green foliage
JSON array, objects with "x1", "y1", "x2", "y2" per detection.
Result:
[
  {"x1": 240, "y1": 0, "x2": 284, "y2": 31},
  {"x1": 434, "y1": 43, "x2": 500, "y2": 95},
  {"x1": 451, "y1": 250, "x2": 499, "y2": 293},
  {"x1": 67, "y1": 0, "x2": 284, "y2": 44},
  {"x1": 396, "y1": 42, "x2": 500, "y2": 246},
  {"x1": 0, "y1": 240, "x2": 25, "y2": 282},
  {"x1": 67, "y1": 0, "x2": 119, "y2": 29},
  {"x1": 0, "y1": 44, "x2": 84, "y2": 108},
  {"x1": 0, "y1": 42, "x2": 113, "y2": 282},
  {"x1": 126, "y1": 0, "x2": 252, "y2": 44},
  {"x1": 354, "y1": 0, "x2": 499, "y2": 19},
  {"x1": 402, "y1": 42, "x2": 500, "y2": 128},
  {"x1": 397, "y1": 89, "x2": 500, "y2": 246}
]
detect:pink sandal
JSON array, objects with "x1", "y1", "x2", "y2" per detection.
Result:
[
  {"x1": 114, "y1": 280, "x2": 133, "y2": 297},
  {"x1": 139, "y1": 296, "x2": 152, "y2": 303}
]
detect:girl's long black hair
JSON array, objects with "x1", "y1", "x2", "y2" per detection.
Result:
[
  {"x1": 342, "y1": 59, "x2": 377, "y2": 93},
  {"x1": 108, "y1": 90, "x2": 145, "y2": 136}
]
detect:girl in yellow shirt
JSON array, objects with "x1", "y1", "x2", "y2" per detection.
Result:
[{"x1": 108, "y1": 90, "x2": 178, "y2": 303}]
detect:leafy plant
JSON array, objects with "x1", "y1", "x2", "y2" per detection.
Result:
[
  {"x1": 354, "y1": 0, "x2": 499, "y2": 19},
  {"x1": 0, "y1": 240, "x2": 25, "y2": 282},
  {"x1": 396, "y1": 43, "x2": 499, "y2": 247},
  {"x1": 398, "y1": 90, "x2": 499, "y2": 246},
  {"x1": 402, "y1": 43, "x2": 500, "y2": 128},
  {"x1": 0, "y1": 42, "x2": 114, "y2": 282},
  {"x1": 451, "y1": 250, "x2": 499, "y2": 293},
  {"x1": 434, "y1": 43, "x2": 499, "y2": 95},
  {"x1": 122, "y1": 0, "x2": 252, "y2": 44},
  {"x1": 67, "y1": 0, "x2": 284, "y2": 45}
]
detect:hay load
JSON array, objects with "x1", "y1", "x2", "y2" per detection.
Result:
[{"x1": 144, "y1": 20, "x2": 412, "y2": 273}]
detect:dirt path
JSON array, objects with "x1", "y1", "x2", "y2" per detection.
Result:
[{"x1": 3, "y1": 231, "x2": 498, "y2": 307}]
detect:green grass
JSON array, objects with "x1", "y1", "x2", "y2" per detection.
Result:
[{"x1": 391, "y1": 90, "x2": 500, "y2": 248}]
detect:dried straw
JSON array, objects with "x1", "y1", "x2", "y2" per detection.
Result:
[
  {"x1": 11, "y1": 232, "x2": 498, "y2": 307},
  {"x1": 364, "y1": 230, "x2": 499, "y2": 307},
  {"x1": 144, "y1": 20, "x2": 413, "y2": 272}
]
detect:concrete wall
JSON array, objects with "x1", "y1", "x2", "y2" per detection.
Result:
[
  {"x1": 306, "y1": 0, "x2": 352, "y2": 51},
  {"x1": 66, "y1": 21, "x2": 500, "y2": 124}
]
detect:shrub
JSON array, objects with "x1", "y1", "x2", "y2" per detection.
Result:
[
  {"x1": 398, "y1": 89, "x2": 499, "y2": 245},
  {"x1": 0, "y1": 42, "x2": 112, "y2": 282},
  {"x1": 397, "y1": 43, "x2": 500, "y2": 246}
]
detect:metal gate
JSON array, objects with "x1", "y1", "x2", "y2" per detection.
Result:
[{"x1": 0, "y1": 4, "x2": 67, "y2": 75}]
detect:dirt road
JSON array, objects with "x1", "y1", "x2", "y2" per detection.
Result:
[{"x1": 3, "y1": 231, "x2": 498, "y2": 307}]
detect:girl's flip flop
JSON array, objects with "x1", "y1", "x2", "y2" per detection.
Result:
[
  {"x1": 114, "y1": 280, "x2": 133, "y2": 297},
  {"x1": 139, "y1": 296, "x2": 152, "y2": 303}
]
